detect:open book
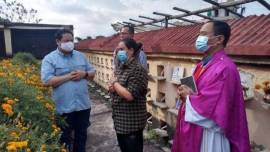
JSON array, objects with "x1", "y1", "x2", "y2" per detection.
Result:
[{"x1": 180, "y1": 76, "x2": 198, "y2": 93}]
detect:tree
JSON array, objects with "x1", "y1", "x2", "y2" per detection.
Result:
[
  {"x1": 75, "y1": 37, "x2": 82, "y2": 42},
  {"x1": 86, "y1": 36, "x2": 92, "y2": 40},
  {"x1": 95, "y1": 35, "x2": 105, "y2": 39},
  {"x1": 0, "y1": 0, "x2": 42, "y2": 23}
]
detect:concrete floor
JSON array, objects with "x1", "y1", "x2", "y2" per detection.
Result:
[{"x1": 86, "y1": 85, "x2": 164, "y2": 152}]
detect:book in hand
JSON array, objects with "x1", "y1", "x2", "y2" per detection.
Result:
[{"x1": 180, "y1": 76, "x2": 198, "y2": 93}]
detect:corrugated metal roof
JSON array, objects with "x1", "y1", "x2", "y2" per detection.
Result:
[{"x1": 76, "y1": 15, "x2": 270, "y2": 56}]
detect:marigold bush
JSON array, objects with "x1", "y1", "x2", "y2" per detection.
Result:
[{"x1": 0, "y1": 54, "x2": 64, "y2": 151}]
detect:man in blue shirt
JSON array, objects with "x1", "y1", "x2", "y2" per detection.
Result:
[{"x1": 41, "y1": 29, "x2": 95, "y2": 152}]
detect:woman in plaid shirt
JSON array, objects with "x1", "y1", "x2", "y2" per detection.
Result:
[{"x1": 108, "y1": 38, "x2": 148, "y2": 152}]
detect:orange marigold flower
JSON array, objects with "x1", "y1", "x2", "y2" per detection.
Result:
[
  {"x1": 8, "y1": 141, "x2": 28, "y2": 148},
  {"x1": 6, "y1": 145, "x2": 16, "y2": 151},
  {"x1": 1, "y1": 103, "x2": 14, "y2": 116},
  {"x1": 7, "y1": 99, "x2": 14, "y2": 105}
]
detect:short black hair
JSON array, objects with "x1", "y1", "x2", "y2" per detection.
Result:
[
  {"x1": 207, "y1": 20, "x2": 231, "y2": 47},
  {"x1": 55, "y1": 29, "x2": 73, "y2": 40},
  {"x1": 123, "y1": 25, "x2": 135, "y2": 34},
  {"x1": 121, "y1": 38, "x2": 141, "y2": 57}
]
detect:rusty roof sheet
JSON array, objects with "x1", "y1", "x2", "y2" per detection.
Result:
[{"x1": 76, "y1": 15, "x2": 270, "y2": 56}]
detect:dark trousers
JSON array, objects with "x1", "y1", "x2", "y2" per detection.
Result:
[
  {"x1": 116, "y1": 129, "x2": 144, "y2": 152},
  {"x1": 59, "y1": 108, "x2": 90, "y2": 152}
]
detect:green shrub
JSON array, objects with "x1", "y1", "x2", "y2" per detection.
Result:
[{"x1": 12, "y1": 52, "x2": 38, "y2": 65}]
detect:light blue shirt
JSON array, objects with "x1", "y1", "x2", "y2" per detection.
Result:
[
  {"x1": 41, "y1": 49, "x2": 95, "y2": 114},
  {"x1": 138, "y1": 50, "x2": 148, "y2": 71}
]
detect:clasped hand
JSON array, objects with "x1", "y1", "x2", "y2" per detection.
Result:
[
  {"x1": 108, "y1": 76, "x2": 118, "y2": 93},
  {"x1": 68, "y1": 70, "x2": 86, "y2": 81},
  {"x1": 177, "y1": 85, "x2": 193, "y2": 102}
]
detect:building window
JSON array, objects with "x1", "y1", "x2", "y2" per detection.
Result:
[
  {"x1": 105, "y1": 59, "x2": 108, "y2": 66},
  {"x1": 157, "y1": 92, "x2": 166, "y2": 103},
  {"x1": 88, "y1": 56, "x2": 91, "y2": 62},
  {"x1": 102, "y1": 73, "x2": 104, "y2": 82},
  {"x1": 101, "y1": 58, "x2": 104, "y2": 65},
  {"x1": 157, "y1": 65, "x2": 165, "y2": 77},
  {"x1": 106, "y1": 74, "x2": 110, "y2": 82}
]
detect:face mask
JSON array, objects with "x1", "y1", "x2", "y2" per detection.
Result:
[
  {"x1": 117, "y1": 50, "x2": 128, "y2": 63},
  {"x1": 195, "y1": 35, "x2": 209, "y2": 53},
  {"x1": 60, "y1": 42, "x2": 74, "y2": 52}
]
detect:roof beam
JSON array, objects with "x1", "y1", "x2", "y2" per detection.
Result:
[
  {"x1": 203, "y1": 0, "x2": 244, "y2": 17},
  {"x1": 154, "y1": 11, "x2": 197, "y2": 25},
  {"x1": 172, "y1": 0, "x2": 255, "y2": 20},
  {"x1": 175, "y1": 17, "x2": 199, "y2": 24},
  {"x1": 173, "y1": 7, "x2": 213, "y2": 20},
  {"x1": 135, "y1": 0, "x2": 256, "y2": 27},
  {"x1": 122, "y1": 21, "x2": 135, "y2": 26},
  {"x1": 116, "y1": 22, "x2": 125, "y2": 25},
  {"x1": 138, "y1": 15, "x2": 162, "y2": 27},
  {"x1": 129, "y1": 18, "x2": 145, "y2": 24},
  {"x1": 153, "y1": 12, "x2": 171, "y2": 28},
  {"x1": 257, "y1": 0, "x2": 270, "y2": 10},
  {"x1": 129, "y1": 18, "x2": 162, "y2": 27},
  {"x1": 153, "y1": 12, "x2": 172, "y2": 17},
  {"x1": 138, "y1": 15, "x2": 157, "y2": 21}
]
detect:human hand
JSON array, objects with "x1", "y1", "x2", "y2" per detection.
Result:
[
  {"x1": 70, "y1": 70, "x2": 86, "y2": 81},
  {"x1": 108, "y1": 84, "x2": 115, "y2": 93},
  {"x1": 109, "y1": 76, "x2": 118, "y2": 85},
  {"x1": 177, "y1": 85, "x2": 193, "y2": 101},
  {"x1": 108, "y1": 76, "x2": 118, "y2": 92}
]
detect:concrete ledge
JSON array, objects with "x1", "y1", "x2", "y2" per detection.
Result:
[
  {"x1": 168, "y1": 80, "x2": 181, "y2": 85},
  {"x1": 153, "y1": 101, "x2": 168, "y2": 110},
  {"x1": 153, "y1": 76, "x2": 166, "y2": 81}
]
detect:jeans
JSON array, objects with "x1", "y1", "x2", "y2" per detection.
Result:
[
  {"x1": 116, "y1": 129, "x2": 144, "y2": 152},
  {"x1": 59, "y1": 108, "x2": 91, "y2": 152}
]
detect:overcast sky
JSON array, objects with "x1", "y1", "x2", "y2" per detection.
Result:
[{"x1": 17, "y1": 0, "x2": 270, "y2": 38}]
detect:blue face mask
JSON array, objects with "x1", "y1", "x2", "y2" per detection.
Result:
[
  {"x1": 117, "y1": 50, "x2": 128, "y2": 63},
  {"x1": 195, "y1": 35, "x2": 209, "y2": 53}
]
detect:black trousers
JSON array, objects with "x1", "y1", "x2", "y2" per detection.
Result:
[
  {"x1": 116, "y1": 129, "x2": 144, "y2": 152},
  {"x1": 59, "y1": 108, "x2": 91, "y2": 152}
]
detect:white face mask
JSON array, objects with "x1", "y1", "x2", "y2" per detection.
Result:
[{"x1": 60, "y1": 42, "x2": 74, "y2": 52}]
